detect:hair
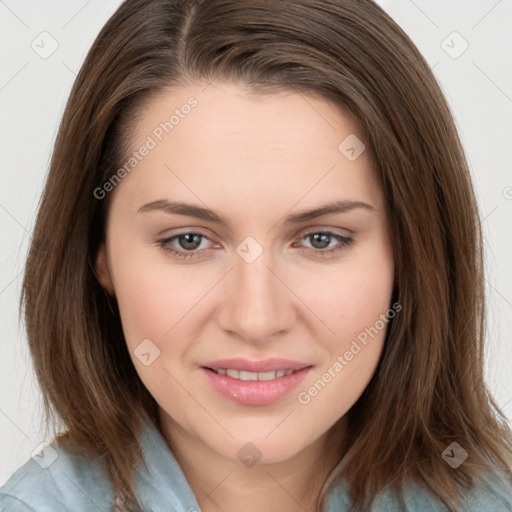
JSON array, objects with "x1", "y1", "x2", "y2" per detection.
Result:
[{"x1": 21, "y1": 0, "x2": 512, "y2": 510}]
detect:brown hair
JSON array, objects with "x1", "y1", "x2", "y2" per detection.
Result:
[{"x1": 22, "y1": 0, "x2": 512, "y2": 510}]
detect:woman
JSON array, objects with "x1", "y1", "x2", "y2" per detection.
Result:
[{"x1": 1, "y1": 0, "x2": 511, "y2": 511}]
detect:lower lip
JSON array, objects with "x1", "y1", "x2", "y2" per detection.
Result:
[{"x1": 200, "y1": 367, "x2": 312, "y2": 406}]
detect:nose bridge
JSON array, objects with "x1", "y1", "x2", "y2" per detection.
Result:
[{"x1": 218, "y1": 241, "x2": 294, "y2": 342}]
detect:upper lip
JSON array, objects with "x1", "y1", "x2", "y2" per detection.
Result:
[{"x1": 202, "y1": 358, "x2": 311, "y2": 373}]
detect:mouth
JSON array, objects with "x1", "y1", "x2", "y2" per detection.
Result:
[
  {"x1": 205, "y1": 367, "x2": 298, "y2": 381},
  {"x1": 200, "y1": 358, "x2": 312, "y2": 405}
]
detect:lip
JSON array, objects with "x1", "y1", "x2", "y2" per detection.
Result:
[
  {"x1": 200, "y1": 359, "x2": 313, "y2": 406},
  {"x1": 202, "y1": 358, "x2": 310, "y2": 373}
]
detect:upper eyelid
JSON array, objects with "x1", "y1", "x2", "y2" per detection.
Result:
[
  {"x1": 160, "y1": 227, "x2": 351, "y2": 247},
  {"x1": 160, "y1": 223, "x2": 352, "y2": 237}
]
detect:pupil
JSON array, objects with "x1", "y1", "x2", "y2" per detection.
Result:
[
  {"x1": 311, "y1": 233, "x2": 330, "y2": 249},
  {"x1": 177, "y1": 233, "x2": 332, "y2": 251},
  {"x1": 180, "y1": 234, "x2": 201, "y2": 250}
]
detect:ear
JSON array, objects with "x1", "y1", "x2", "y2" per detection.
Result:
[{"x1": 94, "y1": 243, "x2": 115, "y2": 296}]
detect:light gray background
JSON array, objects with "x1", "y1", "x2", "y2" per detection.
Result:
[{"x1": 1, "y1": 0, "x2": 511, "y2": 486}]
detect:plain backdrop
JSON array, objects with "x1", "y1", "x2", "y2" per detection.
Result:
[{"x1": 1, "y1": 0, "x2": 511, "y2": 486}]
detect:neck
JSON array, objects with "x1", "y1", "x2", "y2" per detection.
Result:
[{"x1": 158, "y1": 413, "x2": 348, "y2": 512}]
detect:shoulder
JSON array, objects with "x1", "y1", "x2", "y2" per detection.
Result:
[
  {"x1": 457, "y1": 466, "x2": 512, "y2": 511},
  {"x1": 0, "y1": 417, "x2": 203, "y2": 512},
  {"x1": 323, "y1": 466, "x2": 512, "y2": 511},
  {"x1": 0, "y1": 438, "x2": 114, "y2": 512},
  {"x1": 400, "y1": 466, "x2": 512, "y2": 512}
]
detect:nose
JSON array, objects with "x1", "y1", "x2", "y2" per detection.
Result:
[{"x1": 216, "y1": 247, "x2": 297, "y2": 344}]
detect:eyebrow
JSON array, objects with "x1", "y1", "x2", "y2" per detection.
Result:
[{"x1": 138, "y1": 199, "x2": 376, "y2": 228}]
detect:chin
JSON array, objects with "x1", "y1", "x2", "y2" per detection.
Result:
[{"x1": 217, "y1": 432, "x2": 310, "y2": 466}]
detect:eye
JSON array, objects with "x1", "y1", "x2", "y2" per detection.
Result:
[
  {"x1": 156, "y1": 229, "x2": 354, "y2": 260},
  {"x1": 294, "y1": 230, "x2": 354, "y2": 258},
  {"x1": 156, "y1": 232, "x2": 215, "y2": 260}
]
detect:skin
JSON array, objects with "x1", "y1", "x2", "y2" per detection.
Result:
[{"x1": 95, "y1": 80, "x2": 395, "y2": 512}]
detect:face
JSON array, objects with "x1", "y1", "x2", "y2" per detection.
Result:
[{"x1": 96, "y1": 80, "x2": 395, "y2": 466}]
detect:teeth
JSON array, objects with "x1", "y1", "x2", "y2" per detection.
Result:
[
  {"x1": 213, "y1": 368, "x2": 297, "y2": 381},
  {"x1": 258, "y1": 371, "x2": 278, "y2": 381},
  {"x1": 239, "y1": 370, "x2": 258, "y2": 381}
]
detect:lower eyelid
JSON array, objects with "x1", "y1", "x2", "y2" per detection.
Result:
[
  {"x1": 157, "y1": 231, "x2": 352, "y2": 256},
  {"x1": 302, "y1": 232, "x2": 348, "y2": 244},
  {"x1": 160, "y1": 233, "x2": 212, "y2": 252}
]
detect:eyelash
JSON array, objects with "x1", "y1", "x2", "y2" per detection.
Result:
[{"x1": 156, "y1": 230, "x2": 354, "y2": 260}]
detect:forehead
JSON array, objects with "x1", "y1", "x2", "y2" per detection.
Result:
[{"x1": 113, "y1": 80, "x2": 384, "y2": 215}]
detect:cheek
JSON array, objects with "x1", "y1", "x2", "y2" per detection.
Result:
[
  {"x1": 302, "y1": 242, "x2": 394, "y2": 412},
  {"x1": 300, "y1": 248, "x2": 394, "y2": 343},
  {"x1": 107, "y1": 235, "x2": 202, "y2": 345},
  {"x1": 296, "y1": 265, "x2": 394, "y2": 422},
  {"x1": 294, "y1": 241, "x2": 394, "y2": 416}
]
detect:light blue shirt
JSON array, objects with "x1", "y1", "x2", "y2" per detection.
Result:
[{"x1": 1, "y1": 415, "x2": 512, "y2": 511}]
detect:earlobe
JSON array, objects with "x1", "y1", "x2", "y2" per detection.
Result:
[{"x1": 94, "y1": 243, "x2": 115, "y2": 296}]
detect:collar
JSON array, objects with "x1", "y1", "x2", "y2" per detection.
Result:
[{"x1": 130, "y1": 414, "x2": 203, "y2": 512}]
